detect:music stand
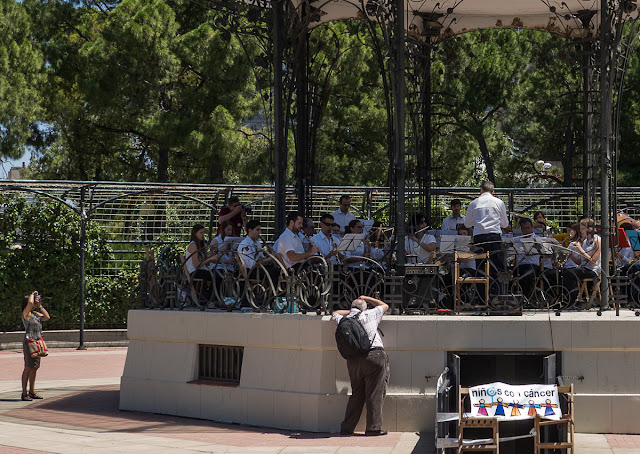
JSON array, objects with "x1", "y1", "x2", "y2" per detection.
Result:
[
  {"x1": 626, "y1": 230, "x2": 640, "y2": 251},
  {"x1": 337, "y1": 233, "x2": 366, "y2": 252},
  {"x1": 521, "y1": 237, "x2": 555, "y2": 255},
  {"x1": 439, "y1": 235, "x2": 471, "y2": 254}
]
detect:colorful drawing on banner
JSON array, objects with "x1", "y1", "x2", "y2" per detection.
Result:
[
  {"x1": 467, "y1": 382, "x2": 561, "y2": 421},
  {"x1": 492, "y1": 397, "x2": 509, "y2": 416}
]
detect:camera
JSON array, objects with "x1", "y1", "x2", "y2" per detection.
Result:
[{"x1": 242, "y1": 204, "x2": 253, "y2": 214}]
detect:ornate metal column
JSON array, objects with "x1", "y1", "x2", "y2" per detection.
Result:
[
  {"x1": 392, "y1": 0, "x2": 406, "y2": 268},
  {"x1": 273, "y1": 0, "x2": 287, "y2": 236}
]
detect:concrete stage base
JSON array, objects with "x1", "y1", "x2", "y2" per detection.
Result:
[{"x1": 120, "y1": 309, "x2": 640, "y2": 433}]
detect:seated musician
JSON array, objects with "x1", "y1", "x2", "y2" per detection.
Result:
[
  {"x1": 299, "y1": 217, "x2": 315, "y2": 250},
  {"x1": 456, "y1": 224, "x2": 476, "y2": 277},
  {"x1": 367, "y1": 221, "x2": 389, "y2": 265},
  {"x1": 238, "y1": 220, "x2": 273, "y2": 270},
  {"x1": 617, "y1": 222, "x2": 634, "y2": 273},
  {"x1": 542, "y1": 222, "x2": 580, "y2": 296},
  {"x1": 617, "y1": 211, "x2": 640, "y2": 230},
  {"x1": 555, "y1": 223, "x2": 579, "y2": 248},
  {"x1": 343, "y1": 220, "x2": 370, "y2": 267},
  {"x1": 331, "y1": 222, "x2": 342, "y2": 242},
  {"x1": 311, "y1": 214, "x2": 343, "y2": 264},
  {"x1": 185, "y1": 224, "x2": 218, "y2": 297},
  {"x1": 276, "y1": 211, "x2": 319, "y2": 270},
  {"x1": 568, "y1": 218, "x2": 602, "y2": 306},
  {"x1": 405, "y1": 214, "x2": 436, "y2": 264},
  {"x1": 441, "y1": 199, "x2": 465, "y2": 233},
  {"x1": 211, "y1": 221, "x2": 237, "y2": 271}
]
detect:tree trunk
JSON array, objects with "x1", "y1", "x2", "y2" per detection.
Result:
[
  {"x1": 564, "y1": 115, "x2": 574, "y2": 186},
  {"x1": 475, "y1": 130, "x2": 496, "y2": 185},
  {"x1": 158, "y1": 143, "x2": 169, "y2": 183}
]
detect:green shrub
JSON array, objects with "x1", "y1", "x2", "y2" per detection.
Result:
[{"x1": 0, "y1": 193, "x2": 135, "y2": 331}]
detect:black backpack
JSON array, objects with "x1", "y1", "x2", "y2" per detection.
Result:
[{"x1": 335, "y1": 311, "x2": 372, "y2": 359}]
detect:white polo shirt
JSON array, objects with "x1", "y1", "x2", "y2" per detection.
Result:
[
  {"x1": 331, "y1": 209, "x2": 356, "y2": 233},
  {"x1": 311, "y1": 231, "x2": 339, "y2": 264},
  {"x1": 277, "y1": 228, "x2": 305, "y2": 269},
  {"x1": 464, "y1": 192, "x2": 509, "y2": 236},
  {"x1": 441, "y1": 214, "x2": 466, "y2": 232}
]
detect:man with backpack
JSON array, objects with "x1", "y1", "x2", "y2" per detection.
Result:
[{"x1": 332, "y1": 295, "x2": 389, "y2": 436}]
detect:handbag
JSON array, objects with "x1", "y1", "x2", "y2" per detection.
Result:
[{"x1": 26, "y1": 337, "x2": 49, "y2": 358}]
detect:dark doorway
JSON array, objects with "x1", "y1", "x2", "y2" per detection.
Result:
[{"x1": 448, "y1": 352, "x2": 561, "y2": 454}]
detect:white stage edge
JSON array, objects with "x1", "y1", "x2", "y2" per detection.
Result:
[{"x1": 120, "y1": 309, "x2": 640, "y2": 433}]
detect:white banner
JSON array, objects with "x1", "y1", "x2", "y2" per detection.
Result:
[{"x1": 467, "y1": 382, "x2": 561, "y2": 420}]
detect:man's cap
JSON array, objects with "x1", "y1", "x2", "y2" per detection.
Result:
[{"x1": 450, "y1": 199, "x2": 462, "y2": 206}]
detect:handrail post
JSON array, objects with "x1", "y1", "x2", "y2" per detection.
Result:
[{"x1": 78, "y1": 187, "x2": 87, "y2": 350}]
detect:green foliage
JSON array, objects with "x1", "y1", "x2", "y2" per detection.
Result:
[
  {"x1": 0, "y1": 0, "x2": 43, "y2": 157},
  {"x1": 0, "y1": 194, "x2": 135, "y2": 331}
]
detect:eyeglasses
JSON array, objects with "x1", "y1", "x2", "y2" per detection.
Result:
[{"x1": 354, "y1": 225, "x2": 363, "y2": 229}]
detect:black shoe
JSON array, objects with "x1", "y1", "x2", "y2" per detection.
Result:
[
  {"x1": 340, "y1": 430, "x2": 353, "y2": 436},
  {"x1": 365, "y1": 430, "x2": 387, "y2": 436}
]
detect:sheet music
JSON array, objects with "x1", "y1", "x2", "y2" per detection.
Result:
[
  {"x1": 520, "y1": 237, "x2": 556, "y2": 255},
  {"x1": 626, "y1": 230, "x2": 640, "y2": 251},
  {"x1": 439, "y1": 235, "x2": 471, "y2": 253}
]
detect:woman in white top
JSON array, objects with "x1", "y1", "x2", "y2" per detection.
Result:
[
  {"x1": 405, "y1": 214, "x2": 436, "y2": 264},
  {"x1": 344, "y1": 220, "x2": 370, "y2": 267},
  {"x1": 211, "y1": 221, "x2": 236, "y2": 271},
  {"x1": 567, "y1": 218, "x2": 601, "y2": 306},
  {"x1": 185, "y1": 224, "x2": 217, "y2": 287}
]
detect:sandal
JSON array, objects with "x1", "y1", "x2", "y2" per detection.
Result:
[
  {"x1": 21, "y1": 394, "x2": 33, "y2": 401},
  {"x1": 28, "y1": 392, "x2": 43, "y2": 399}
]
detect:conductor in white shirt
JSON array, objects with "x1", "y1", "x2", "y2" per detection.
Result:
[
  {"x1": 464, "y1": 181, "x2": 511, "y2": 274},
  {"x1": 331, "y1": 195, "x2": 357, "y2": 234},
  {"x1": 441, "y1": 199, "x2": 466, "y2": 233}
]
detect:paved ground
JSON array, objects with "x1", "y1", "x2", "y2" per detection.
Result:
[{"x1": 0, "y1": 347, "x2": 639, "y2": 453}]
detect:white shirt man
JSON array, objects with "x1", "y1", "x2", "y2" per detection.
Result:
[
  {"x1": 277, "y1": 212, "x2": 319, "y2": 269},
  {"x1": 331, "y1": 195, "x2": 356, "y2": 234},
  {"x1": 238, "y1": 221, "x2": 266, "y2": 270},
  {"x1": 311, "y1": 215, "x2": 342, "y2": 264},
  {"x1": 464, "y1": 190, "x2": 509, "y2": 235},
  {"x1": 441, "y1": 199, "x2": 466, "y2": 233}
]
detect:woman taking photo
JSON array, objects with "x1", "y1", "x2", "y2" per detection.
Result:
[{"x1": 21, "y1": 291, "x2": 50, "y2": 401}]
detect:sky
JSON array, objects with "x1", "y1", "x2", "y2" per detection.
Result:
[{"x1": 0, "y1": 151, "x2": 31, "y2": 179}]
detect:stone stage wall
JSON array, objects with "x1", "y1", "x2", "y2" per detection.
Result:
[{"x1": 120, "y1": 310, "x2": 640, "y2": 433}]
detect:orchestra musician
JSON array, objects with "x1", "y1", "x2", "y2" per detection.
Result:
[
  {"x1": 311, "y1": 213, "x2": 343, "y2": 264},
  {"x1": 405, "y1": 214, "x2": 436, "y2": 264},
  {"x1": 568, "y1": 218, "x2": 602, "y2": 307}
]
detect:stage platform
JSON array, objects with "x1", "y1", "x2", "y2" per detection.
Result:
[{"x1": 120, "y1": 309, "x2": 640, "y2": 434}]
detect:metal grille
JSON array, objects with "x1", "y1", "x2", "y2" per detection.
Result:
[
  {"x1": 3, "y1": 181, "x2": 640, "y2": 277},
  {"x1": 198, "y1": 344, "x2": 243, "y2": 383}
]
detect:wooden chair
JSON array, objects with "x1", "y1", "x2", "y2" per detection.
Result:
[
  {"x1": 454, "y1": 252, "x2": 490, "y2": 312},
  {"x1": 534, "y1": 385, "x2": 574, "y2": 453},
  {"x1": 578, "y1": 275, "x2": 614, "y2": 308},
  {"x1": 180, "y1": 254, "x2": 204, "y2": 305},
  {"x1": 458, "y1": 386, "x2": 499, "y2": 453}
]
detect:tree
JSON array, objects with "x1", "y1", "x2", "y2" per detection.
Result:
[
  {"x1": 26, "y1": 0, "x2": 260, "y2": 183},
  {"x1": 0, "y1": 0, "x2": 43, "y2": 159},
  {"x1": 432, "y1": 29, "x2": 534, "y2": 186},
  {"x1": 310, "y1": 21, "x2": 388, "y2": 186}
]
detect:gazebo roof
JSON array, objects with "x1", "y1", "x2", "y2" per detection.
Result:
[{"x1": 300, "y1": 0, "x2": 603, "y2": 39}]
